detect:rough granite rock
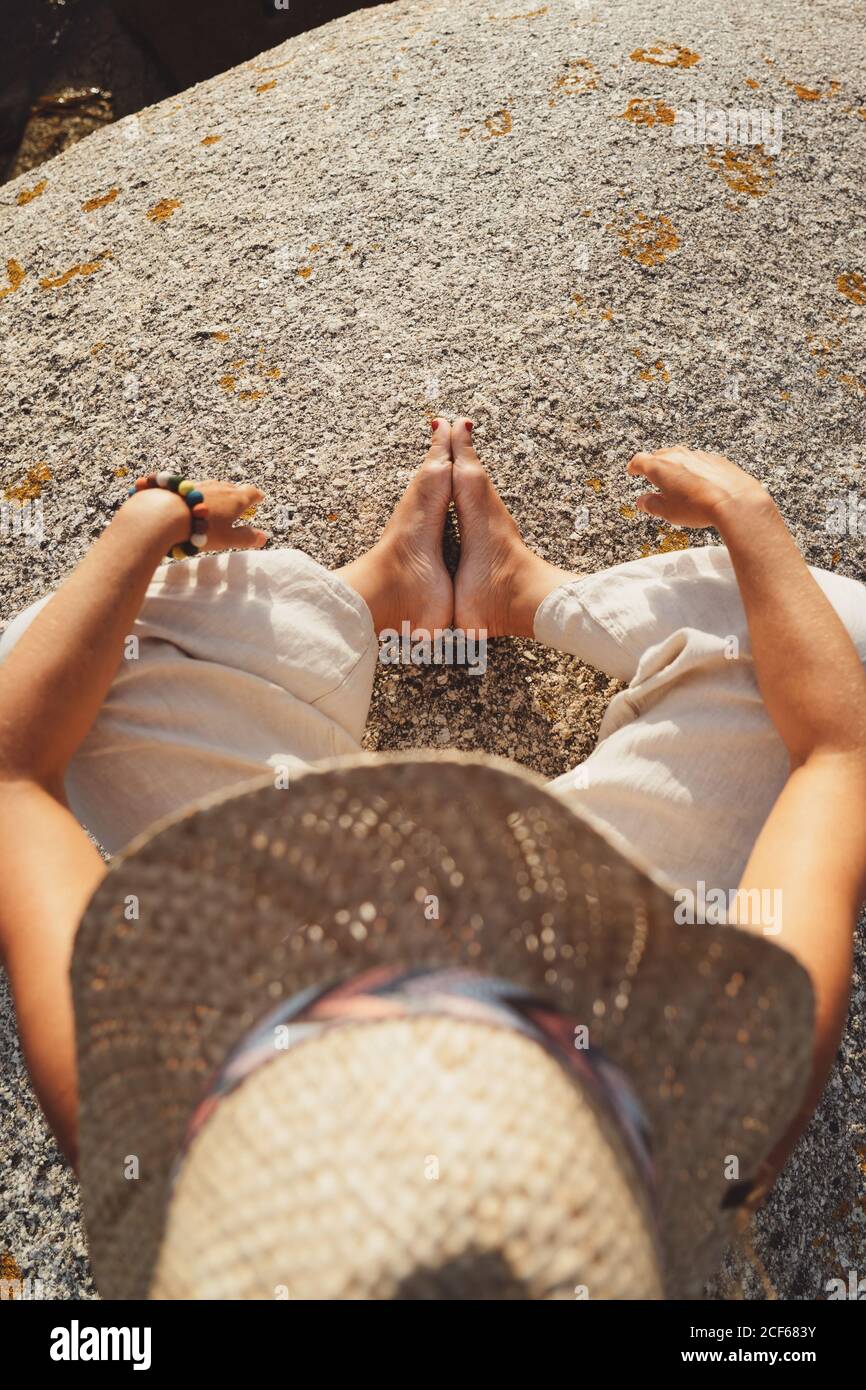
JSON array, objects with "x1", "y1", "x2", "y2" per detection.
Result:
[{"x1": 0, "y1": 0, "x2": 864, "y2": 1300}]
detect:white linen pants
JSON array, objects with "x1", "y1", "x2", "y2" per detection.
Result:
[{"x1": 2, "y1": 545, "x2": 864, "y2": 896}]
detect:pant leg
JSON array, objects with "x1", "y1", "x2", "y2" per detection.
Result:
[
  {"x1": 538, "y1": 546, "x2": 866, "y2": 897},
  {"x1": 0, "y1": 549, "x2": 378, "y2": 855}
]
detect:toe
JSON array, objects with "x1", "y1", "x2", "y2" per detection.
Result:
[
  {"x1": 451, "y1": 417, "x2": 482, "y2": 469},
  {"x1": 424, "y1": 415, "x2": 452, "y2": 465}
]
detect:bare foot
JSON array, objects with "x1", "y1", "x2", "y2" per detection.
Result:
[
  {"x1": 336, "y1": 420, "x2": 454, "y2": 634},
  {"x1": 451, "y1": 418, "x2": 573, "y2": 638}
]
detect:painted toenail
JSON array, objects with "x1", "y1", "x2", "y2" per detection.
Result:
[
  {"x1": 465, "y1": 420, "x2": 473, "y2": 431},
  {"x1": 431, "y1": 418, "x2": 439, "y2": 431}
]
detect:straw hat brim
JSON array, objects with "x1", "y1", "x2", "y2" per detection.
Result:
[{"x1": 71, "y1": 751, "x2": 814, "y2": 1299}]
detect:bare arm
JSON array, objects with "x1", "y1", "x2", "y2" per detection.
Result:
[
  {"x1": 0, "y1": 482, "x2": 265, "y2": 1162},
  {"x1": 716, "y1": 494, "x2": 866, "y2": 1174},
  {"x1": 628, "y1": 447, "x2": 866, "y2": 1180}
]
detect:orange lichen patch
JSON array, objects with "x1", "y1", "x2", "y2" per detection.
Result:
[
  {"x1": 745, "y1": 78, "x2": 760, "y2": 90},
  {"x1": 200, "y1": 135, "x2": 222, "y2": 146},
  {"x1": 706, "y1": 145, "x2": 775, "y2": 197},
  {"x1": 293, "y1": 242, "x2": 328, "y2": 275},
  {"x1": 0, "y1": 258, "x2": 26, "y2": 299},
  {"x1": 489, "y1": 5, "x2": 548, "y2": 18},
  {"x1": 586, "y1": 477, "x2": 602, "y2": 493},
  {"x1": 255, "y1": 80, "x2": 277, "y2": 94},
  {"x1": 240, "y1": 503, "x2": 259, "y2": 521},
  {"x1": 114, "y1": 465, "x2": 129, "y2": 478},
  {"x1": 779, "y1": 390, "x2": 791, "y2": 400},
  {"x1": 837, "y1": 272, "x2": 866, "y2": 305},
  {"x1": 630, "y1": 44, "x2": 700, "y2": 69},
  {"x1": 639, "y1": 359, "x2": 671, "y2": 382},
  {"x1": 815, "y1": 367, "x2": 829, "y2": 380},
  {"x1": 217, "y1": 352, "x2": 281, "y2": 400},
  {"x1": 39, "y1": 250, "x2": 111, "y2": 290},
  {"x1": 481, "y1": 107, "x2": 513, "y2": 138},
  {"x1": 838, "y1": 372, "x2": 865, "y2": 395},
  {"x1": 249, "y1": 57, "x2": 294, "y2": 74},
  {"x1": 3, "y1": 462, "x2": 51, "y2": 502},
  {"x1": 600, "y1": 308, "x2": 613, "y2": 320},
  {"x1": 0, "y1": 1250, "x2": 23, "y2": 1297},
  {"x1": 81, "y1": 187, "x2": 119, "y2": 211},
  {"x1": 90, "y1": 341, "x2": 106, "y2": 354},
  {"x1": 146, "y1": 198, "x2": 181, "y2": 222},
  {"x1": 327, "y1": 511, "x2": 340, "y2": 522},
  {"x1": 619, "y1": 503, "x2": 637, "y2": 519},
  {"x1": 552, "y1": 59, "x2": 598, "y2": 96},
  {"x1": 571, "y1": 292, "x2": 584, "y2": 304},
  {"x1": 16, "y1": 179, "x2": 47, "y2": 206},
  {"x1": 608, "y1": 211, "x2": 681, "y2": 268},
  {"x1": 806, "y1": 333, "x2": 840, "y2": 355},
  {"x1": 621, "y1": 97, "x2": 676, "y2": 127},
  {"x1": 641, "y1": 526, "x2": 690, "y2": 557},
  {"x1": 789, "y1": 79, "x2": 840, "y2": 102},
  {"x1": 210, "y1": 331, "x2": 230, "y2": 341}
]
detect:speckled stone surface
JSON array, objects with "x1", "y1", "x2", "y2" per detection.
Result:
[{"x1": 1, "y1": 0, "x2": 864, "y2": 1300}]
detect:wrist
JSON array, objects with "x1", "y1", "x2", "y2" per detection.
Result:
[
  {"x1": 117, "y1": 488, "x2": 192, "y2": 549},
  {"x1": 711, "y1": 483, "x2": 777, "y2": 538}
]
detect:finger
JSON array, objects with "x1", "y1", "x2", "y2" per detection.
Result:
[
  {"x1": 229, "y1": 525, "x2": 268, "y2": 549},
  {"x1": 626, "y1": 453, "x2": 660, "y2": 479},
  {"x1": 200, "y1": 480, "x2": 263, "y2": 493},
  {"x1": 635, "y1": 491, "x2": 668, "y2": 518},
  {"x1": 194, "y1": 482, "x2": 264, "y2": 508},
  {"x1": 229, "y1": 496, "x2": 264, "y2": 526},
  {"x1": 649, "y1": 444, "x2": 691, "y2": 461},
  {"x1": 425, "y1": 416, "x2": 452, "y2": 463},
  {"x1": 234, "y1": 484, "x2": 265, "y2": 506}
]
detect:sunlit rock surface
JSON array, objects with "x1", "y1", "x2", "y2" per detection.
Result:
[{"x1": 1, "y1": 0, "x2": 864, "y2": 1299}]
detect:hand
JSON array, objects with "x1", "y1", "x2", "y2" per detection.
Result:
[
  {"x1": 126, "y1": 480, "x2": 268, "y2": 551},
  {"x1": 188, "y1": 479, "x2": 267, "y2": 551},
  {"x1": 626, "y1": 446, "x2": 769, "y2": 529}
]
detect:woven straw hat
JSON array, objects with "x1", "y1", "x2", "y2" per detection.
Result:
[{"x1": 72, "y1": 751, "x2": 813, "y2": 1300}]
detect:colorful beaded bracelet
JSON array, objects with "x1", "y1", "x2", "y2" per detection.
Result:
[{"x1": 128, "y1": 473, "x2": 209, "y2": 560}]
